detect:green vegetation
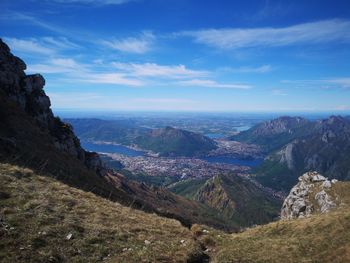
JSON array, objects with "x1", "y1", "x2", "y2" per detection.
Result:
[
  {"x1": 230, "y1": 116, "x2": 314, "y2": 152},
  {"x1": 134, "y1": 126, "x2": 217, "y2": 157},
  {"x1": 253, "y1": 160, "x2": 298, "y2": 192},
  {"x1": 169, "y1": 178, "x2": 208, "y2": 199},
  {"x1": 170, "y1": 174, "x2": 281, "y2": 228}
]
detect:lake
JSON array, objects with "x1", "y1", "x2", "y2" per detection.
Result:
[
  {"x1": 83, "y1": 142, "x2": 262, "y2": 167},
  {"x1": 82, "y1": 142, "x2": 145, "y2": 157}
]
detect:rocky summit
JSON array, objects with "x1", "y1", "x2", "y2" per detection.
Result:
[
  {"x1": 0, "y1": 39, "x2": 107, "y2": 176},
  {"x1": 281, "y1": 171, "x2": 338, "y2": 219}
]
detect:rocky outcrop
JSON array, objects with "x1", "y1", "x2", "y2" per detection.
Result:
[
  {"x1": 281, "y1": 171, "x2": 337, "y2": 219},
  {"x1": 0, "y1": 39, "x2": 106, "y2": 175},
  {"x1": 251, "y1": 116, "x2": 310, "y2": 136}
]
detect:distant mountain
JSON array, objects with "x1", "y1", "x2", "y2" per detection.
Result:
[
  {"x1": 230, "y1": 116, "x2": 314, "y2": 152},
  {"x1": 67, "y1": 119, "x2": 218, "y2": 157},
  {"x1": 134, "y1": 126, "x2": 217, "y2": 157},
  {"x1": 170, "y1": 174, "x2": 281, "y2": 227},
  {"x1": 255, "y1": 116, "x2": 350, "y2": 191},
  {"x1": 66, "y1": 118, "x2": 149, "y2": 145}
]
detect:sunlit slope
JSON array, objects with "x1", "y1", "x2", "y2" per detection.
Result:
[
  {"x1": 0, "y1": 163, "x2": 205, "y2": 263},
  {"x1": 193, "y1": 181, "x2": 350, "y2": 263}
]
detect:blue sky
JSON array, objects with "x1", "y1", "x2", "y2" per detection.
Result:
[{"x1": 1, "y1": 0, "x2": 350, "y2": 112}]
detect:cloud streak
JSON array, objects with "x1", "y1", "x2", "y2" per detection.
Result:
[
  {"x1": 180, "y1": 19, "x2": 350, "y2": 49},
  {"x1": 3, "y1": 37, "x2": 79, "y2": 55},
  {"x1": 179, "y1": 79, "x2": 252, "y2": 89},
  {"x1": 111, "y1": 62, "x2": 208, "y2": 78},
  {"x1": 102, "y1": 32, "x2": 154, "y2": 54}
]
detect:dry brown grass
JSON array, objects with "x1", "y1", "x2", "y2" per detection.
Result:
[
  {"x1": 193, "y1": 183, "x2": 350, "y2": 263},
  {"x1": 0, "y1": 163, "x2": 204, "y2": 263}
]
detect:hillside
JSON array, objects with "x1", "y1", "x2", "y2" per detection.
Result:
[
  {"x1": 193, "y1": 174, "x2": 350, "y2": 263},
  {"x1": 134, "y1": 126, "x2": 217, "y2": 157},
  {"x1": 170, "y1": 174, "x2": 281, "y2": 227},
  {"x1": 230, "y1": 116, "x2": 314, "y2": 152},
  {"x1": 0, "y1": 163, "x2": 206, "y2": 263},
  {"x1": 255, "y1": 116, "x2": 350, "y2": 192}
]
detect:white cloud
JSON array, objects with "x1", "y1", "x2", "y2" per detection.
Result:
[
  {"x1": 180, "y1": 19, "x2": 350, "y2": 49},
  {"x1": 178, "y1": 79, "x2": 252, "y2": 89},
  {"x1": 112, "y1": 62, "x2": 208, "y2": 78},
  {"x1": 28, "y1": 58, "x2": 85, "y2": 73},
  {"x1": 27, "y1": 58, "x2": 143, "y2": 86},
  {"x1": 3, "y1": 37, "x2": 79, "y2": 55},
  {"x1": 3, "y1": 38, "x2": 55, "y2": 55},
  {"x1": 102, "y1": 32, "x2": 154, "y2": 54},
  {"x1": 83, "y1": 73, "x2": 143, "y2": 86}
]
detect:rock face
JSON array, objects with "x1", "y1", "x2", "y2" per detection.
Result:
[
  {"x1": 0, "y1": 39, "x2": 106, "y2": 175},
  {"x1": 231, "y1": 116, "x2": 314, "y2": 152},
  {"x1": 281, "y1": 171, "x2": 337, "y2": 219}
]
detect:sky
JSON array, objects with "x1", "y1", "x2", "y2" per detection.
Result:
[{"x1": 1, "y1": 0, "x2": 350, "y2": 113}]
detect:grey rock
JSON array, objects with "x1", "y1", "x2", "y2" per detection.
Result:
[
  {"x1": 281, "y1": 171, "x2": 336, "y2": 220},
  {"x1": 0, "y1": 38, "x2": 107, "y2": 176}
]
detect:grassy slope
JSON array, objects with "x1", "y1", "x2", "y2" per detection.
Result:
[
  {"x1": 169, "y1": 178, "x2": 208, "y2": 199},
  {"x1": 192, "y1": 181, "x2": 350, "y2": 263},
  {"x1": 2, "y1": 163, "x2": 350, "y2": 263},
  {"x1": 0, "y1": 163, "x2": 205, "y2": 263}
]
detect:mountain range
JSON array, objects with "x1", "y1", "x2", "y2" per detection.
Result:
[{"x1": 232, "y1": 115, "x2": 350, "y2": 192}]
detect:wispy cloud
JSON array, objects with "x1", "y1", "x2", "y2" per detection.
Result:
[
  {"x1": 27, "y1": 58, "x2": 143, "y2": 86},
  {"x1": 102, "y1": 32, "x2": 154, "y2": 54},
  {"x1": 111, "y1": 62, "x2": 208, "y2": 78},
  {"x1": 180, "y1": 19, "x2": 350, "y2": 49},
  {"x1": 178, "y1": 79, "x2": 252, "y2": 89},
  {"x1": 4, "y1": 38, "x2": 55, "y2": 55},
  {"x1": 1, "y1": 12, "x2": 65, "y2": 35},
  {"x1": 3, "y1": 37, "x2": 79, "y2": 55},
  {"x1": 83, "y1": 73, "x2": 143, "y2": 86}
]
